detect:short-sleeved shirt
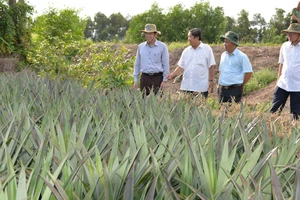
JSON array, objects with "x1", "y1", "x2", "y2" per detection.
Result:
[
  {"x1": 277, "y1": 41, "x2": 300, "y2": 91},
  {"x1": 133, "y1": 40, "x2": 169, "y2": 82},
  {"x1": 218, "y1": 48, "x2": 253, "y2": 86},
  {"x1": 177, "y1": 43, "x2": 216, "y2": 92},
  {"x1": 291, "y1": 8, "x2": 300, "y2": 23}
]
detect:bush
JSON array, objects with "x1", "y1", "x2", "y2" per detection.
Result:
[{"x1": 245, "y1": 68, "x2": 277, "y2": 95}]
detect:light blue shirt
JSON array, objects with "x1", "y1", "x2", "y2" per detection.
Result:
[
  {"x1": 218, "y1": 48, "x2": 253, "y2": 86},
  {"x1": 133, "y1": 40, "x2": 169, "y2": 82}
]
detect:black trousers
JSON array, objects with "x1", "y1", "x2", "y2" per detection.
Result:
[
  {"x1": 181, "y1": 90, "x2": 208, "y2": 99},
  {"x1": 270, "y1": 86, "x2": 300, "y2": 120},
  {"x1": 218, "y1": 85, "x2": 243, "y2": 103},
  {"x1": 140, "y1": 72, "x2": 163, "y2": 96}
]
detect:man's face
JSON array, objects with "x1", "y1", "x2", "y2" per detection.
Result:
[
  {"x1": 144, "y1": 32, "x2": 156, "y2": 44},
  {"x1": 223, "y1": 38, "x2": 236, "y2": 52},
  {"x1": 287, "y1": 32, "x2": 300, "y2": 42},
  {"x1": 188, "y1": 32, "x2": 198, "y2": 46}
]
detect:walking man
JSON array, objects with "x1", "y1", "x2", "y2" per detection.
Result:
[{"x1": 270, "y1": 23, "x2": 300, "y2": 120}]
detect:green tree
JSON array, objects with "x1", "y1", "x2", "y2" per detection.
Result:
[
  {"x1": 164, "y1": 4, "x2": 190, "y2": 42},
  {"x1": 84, "y1": 16, "x2": 95, "y2": 40},
  {"x1": 107, "y1": 12, "x2": 129, "y2": 41},
  {"x1": 225, "y1": 16, "x2": 236, "y2": 32},
  {"x1": 93, "y1": 12, "x2": 109, "y2": 41},
  {"x1": 262, "y1": 8, "x2": 290, "y2": 43},
  {"x1": 189, "y1": 2, "x2": 226, "y2": 43},
  {"x1": 0, "y1": 0, "x2": 33, "y2": 56},
  {"x1": 251, "y1": 13, "x2": 266, "y2": 43},
  {"x1": 269, "y1": 8, "x2": 290, "y2": 35},
  {"x1": 235, "y1": 9, "x2": 252, "y2": 43},
  {"x1": 33, "y1": 7, "x2": 86, "y2": 44},
  {"x1": 28, "y1": 8, "x2": 87, "y2": 76},
  {"x1": 124, "y1": 2, "x2": 165, "y2": 43}
]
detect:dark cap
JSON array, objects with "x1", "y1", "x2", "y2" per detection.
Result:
[{"x1": 220, "y1": 31, "x2": 239, "y2": 46}]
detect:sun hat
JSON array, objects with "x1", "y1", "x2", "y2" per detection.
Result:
[
  {"x1": 281, "y1": 23, "x2": 300, "y2": 34},
  {"x1": 220, "y1": 31, "x2": 239, "y2": 46},
  {"x1": 140, "y1": 24, "x2": 161, "y2": 34}
]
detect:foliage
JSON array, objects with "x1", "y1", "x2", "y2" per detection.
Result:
[
  {"x1": 87, "y1": 11, "x2": 129, "y2": 41},
  {"x1": 0, "y1": 70, "x2": 300, "y2": 199},
  {"x1": 188, "y1": 2, "x2": 226, "y2": 43},
  {"x1": 33, "y1": 7, "x2": 86, "y2": 44},
  {"x1": 26, "y1": 39, "x2": 134, "y2": 88},
  {"x1": 245, "y1": 68, "x2": 278, "y2": 95},
  {"x1": 0, "y1": 0, "x2": 33, "y2": 56},
  {"x1": 123, "y1": 2, "x2": 166, "y2": 44},
  {"x1": 124, "y1": 1, "x2": 226, "y2": 44},
  {"x1": 28, "y1": 8, "x2": 134, "y2": 89},
  {"x1": 68, "y1": 43, "x2": 135, "y2": 88}
]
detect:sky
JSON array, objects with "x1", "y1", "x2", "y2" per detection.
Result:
[{"x1": 26, "y1": 0, "x2": 297, "y2": 22}]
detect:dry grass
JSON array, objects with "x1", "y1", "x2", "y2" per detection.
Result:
[{"x1": 0, "y1": 58, "x2": 17, "y2": 72}]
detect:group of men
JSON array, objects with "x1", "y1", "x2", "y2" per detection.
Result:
[{"x1": 133, "y1": 21, "x2": 300, "y2": 120}]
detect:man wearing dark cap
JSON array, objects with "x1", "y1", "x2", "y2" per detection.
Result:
[
  {"x1": 270, "y1": 23, "x2": 300, "y2": 120},
  {"x1": 217, "y1": 31, "x2": 253, "y2": 103},
  {"x1": 133, "y1": 24, "x2": 169, "y2": 96}
]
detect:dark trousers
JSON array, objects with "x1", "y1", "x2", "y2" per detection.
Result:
[
  {"x1": 218, "y1": 85, "x2": 243, "y2": 103},
  {"x1": 140, "y1": 72, "x2": 163, "y2": 96},
  {"x1": 270, "y1": 86, "x2": 300, "y2": 120},
  {"x1": 181, "y1": 90, "x2": 208, "y2": 99}
]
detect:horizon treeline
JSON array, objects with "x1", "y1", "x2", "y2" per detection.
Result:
[{"x1": 84, "y1": 2, "x2": 291, "y2": 44}]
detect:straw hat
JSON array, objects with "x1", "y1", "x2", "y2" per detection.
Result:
[
  {"x1": 140, "y1": 24, "x2": 161, "y2": 34},
  {"x1": 281, "y1": 23, "x2": 300, "y2": 34}
]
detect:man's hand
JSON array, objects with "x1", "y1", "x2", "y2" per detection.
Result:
[
  {"x1": 133, "y1": 82, "x2": 138, "y2": 89},
  {"x1": 209, "y1": 81, "x2": 214, "y2": 93},
  {"x1": 160, "y1": 81, "x2": 167, "y2": 89}
]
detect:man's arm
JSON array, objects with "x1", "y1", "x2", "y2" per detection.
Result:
[
  {"x1": 167, "y1": 66, "x2": 184, "y2": 80},
  {"x1": 243, "y1": 72, "x2": 253, "y2": 85},
  {"x1": 277, "y1": 63, "x2": 283, "y2": 82},
  {"x1": 208, "y1": 65, "x2": 215, "y2": 93}
]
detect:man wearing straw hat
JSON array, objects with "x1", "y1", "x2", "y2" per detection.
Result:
[
  {"x1": 133, "y1": 24, "x2": 169, "y2": 96},
  {"x1": 270, "y1": 23, "x2": 300, "y2": 120}
]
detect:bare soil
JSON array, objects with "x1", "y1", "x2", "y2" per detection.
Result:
[{"x1": 126, "y1": 44, "x2": 281, "y2": 105}]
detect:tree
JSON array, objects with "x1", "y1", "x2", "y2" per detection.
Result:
[
  {"x1": 251, "y1": 13, "x2": 266, "y2": 42},
  {"x1": 107, "y1": 12, "x2": 129, "y2": 41},
  {"x1": 164, "y1": 4, "x2": 190, "y2": 42},
  {"x1": 269, "y1": 8, "x2": 290, "y2": 35},
  {"x1": 225, "y1": 16, "x2": 236, "y2": 32},
  {"x1": 124, "y1": 3, "x2": 165, "y2": 43},
  {"x1": 33, "y1": 7, "x2": 86, "y2": 44},
  {"x1": 93, "y1": 12, "x2": 110, "y2": 41},
  {"x1": 235, "y1": 9, "x2": 252, "y2": 43},
  {"x1": 84, "y1": 17, "x2": 95, "y2": 40},
  {"x1": 0, "y1": 0, "x2": 33, "y2": 56},
  {"x1": 8, "y1": 0, "x2": 16, "y2": 7},
  {"x1": 189, "y1": 2, "x2": 226, "y2": 43}
]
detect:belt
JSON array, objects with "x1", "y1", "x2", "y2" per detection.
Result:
[
  {"x1": 220, "y1": 84, "x2": 243, "y2": 89},
  {"x1": 142, "y1": 72, "x2": 163, "y2": 76}
]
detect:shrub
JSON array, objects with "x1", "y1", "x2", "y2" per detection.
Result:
[{"x1": 245, "y1": 68, "x2": 277, "y2": 95}]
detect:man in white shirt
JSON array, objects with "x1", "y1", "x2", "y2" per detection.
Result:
[
  {"x1": 271, "y1": 23, "x2": 300, "y2": 120},
  {"x1": 167, "y1": 28, "x2": 216, "y2": 98}
]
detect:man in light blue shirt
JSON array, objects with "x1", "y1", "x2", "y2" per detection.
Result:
[
  {"x1": 218, "y1": 31, "x2": 253, "y2": 103},
  {"x1": 133, "y1": 24, "x2": 169, "y2": 96}
]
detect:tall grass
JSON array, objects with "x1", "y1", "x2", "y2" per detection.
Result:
[{"x1": 0, "y1": 70, "x2": 299, "y2": 199}]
